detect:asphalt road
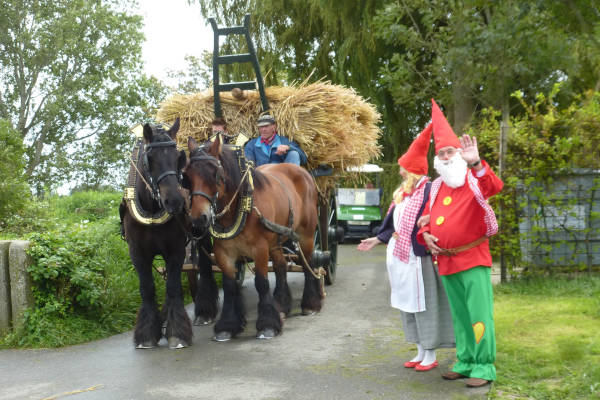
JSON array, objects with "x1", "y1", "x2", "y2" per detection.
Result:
[{"x1": 0, "y1": 243, "x2": 488, "y2": 400}]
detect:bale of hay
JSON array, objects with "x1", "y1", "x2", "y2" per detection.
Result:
[{"x1": 156, "y1": 80, "x2": 382, "y2": 192}]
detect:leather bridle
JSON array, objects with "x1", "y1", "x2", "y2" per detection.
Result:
[
  {"x1": 142, "y1": 139, "x2": 182, "y2": 207},
  {"x1": 188, "y1": 148, "x2": 225, "y2": 225}
]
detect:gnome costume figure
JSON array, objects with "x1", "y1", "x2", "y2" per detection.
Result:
[
  {"x1": 417, "y1": 99, "x2": 503, "y2": 387},
  {"x1": 362, "y1": 122, "x2": 454, "y2": 372}
]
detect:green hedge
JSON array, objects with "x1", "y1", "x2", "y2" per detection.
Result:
[
  {"x1": 471, "y1": 86, "x2": 600, "y2": 276},
  {"x1": 0, "y1": 191, "x2": 171, "y2": 348}
]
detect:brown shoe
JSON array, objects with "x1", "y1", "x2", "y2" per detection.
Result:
[
  {"x1": 442, "y1": 371, "x2": 466, "y2": 380},
  {"x1": 465, "y1": 377, "x2": 490, "y2": 387}
]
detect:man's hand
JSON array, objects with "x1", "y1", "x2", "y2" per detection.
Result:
[
  {"x1": 417, "y1": 215, "x2": 430, "y2": 228},
  {"x1": 423, "y1": 232, "x2": 442, "y2": 255},
  {"x1": 357, "y1": 237, "x2": 381, "y2": 251},
  {"x1": 275, "y1": 144, "x2": 290, "y2": 155},
  {"x1": 459, "y1": 134, "x2": 480, "y2": 165}
]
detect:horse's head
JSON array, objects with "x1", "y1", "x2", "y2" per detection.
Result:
[
  {"x1": 141, "y1": 118, "x2": 187, "y2": 214},
  {"x1": 185, "y1": 135, "x2": 226, "y2": 234}
]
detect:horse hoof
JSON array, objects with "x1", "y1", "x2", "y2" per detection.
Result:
[
  {"x1": 301, "y1": 309, "x2": 317, "y2": 316},
  {"x1": 168, "y1": 337, "x2": 189, "y2": 349},
  {"x1": 213, "y1": 331, "x2": 232, "y2": 342},
  {"x1": 194, "y1": 316, "x2": 213, "y2": 326},
  {"x1": 135, "y1": 341, "x2": 157, "y2": 349},
  {"x1": 256, "y1": 328, "x2": 276, "y2": 340}
]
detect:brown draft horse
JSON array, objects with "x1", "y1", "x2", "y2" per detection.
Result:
[
  {"x1": 120, "y1": 119, "x2": 203, "y2": 349},
  {"x1": 185, "y1": 135, "x2": 322, "y2": 341}
]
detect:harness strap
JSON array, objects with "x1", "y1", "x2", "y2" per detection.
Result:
[
  {"x1": 155, "y1": 170, "x2": 178, "y2": 185},
  {"x1": 214, "y1": 167, "x2": 251, "y2": 219},
  {"x1": 252, "y1": 205, "x2": 300, "y2": 242}
]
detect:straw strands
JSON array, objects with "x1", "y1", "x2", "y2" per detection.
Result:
[{"x1": 156, "y1": 81, "x2": 382, "y2": 175}]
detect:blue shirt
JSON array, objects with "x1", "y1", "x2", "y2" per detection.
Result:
[{"x1": 244, "y1": 134, "x2": 307, "y2": 167}]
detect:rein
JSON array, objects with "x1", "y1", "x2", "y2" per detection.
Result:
[
  {"x1": 214, "y1": 168, "x2": 251, "y2": 219},
  {"x1": 128, "y1": 153, "x2": 154, "y2": 194}
]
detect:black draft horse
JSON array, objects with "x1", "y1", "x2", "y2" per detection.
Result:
[
  {"x1": 120, "y1": 119, "x2": 216, "y2": 349},
  {"x1": 185, "y1": 135, "x2": 322, "y2": 341}
]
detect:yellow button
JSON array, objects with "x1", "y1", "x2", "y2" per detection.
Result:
[
  {"x1": 436, "y1": 216, "x2": 445, "y2": 225},
  {"x1": 443, "y1": 196, "x2": 452, "y2": 206}
]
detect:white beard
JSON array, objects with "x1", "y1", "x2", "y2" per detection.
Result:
[{"x1": 434, "y1": 153, "x2": 467, "y2": 188}]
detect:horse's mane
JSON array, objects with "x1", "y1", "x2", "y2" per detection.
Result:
[
  {"x1": 219, "y1": 146, "x2": 243, "y2": 193},
  {"x1": 251, "y1": 168, "x2": 268, "y2": 190}
]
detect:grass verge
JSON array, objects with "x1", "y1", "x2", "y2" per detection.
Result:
[{"x1": 491, "y1": 276, "x2": 600, "y2": 399}]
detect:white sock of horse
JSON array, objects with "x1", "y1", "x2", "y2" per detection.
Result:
[
  {"x1": 420, "y1": 349, "x2": 437, "y2": 366},
  {"x1": 410, "y1": 343, "x2": 425, "y2": 362}
]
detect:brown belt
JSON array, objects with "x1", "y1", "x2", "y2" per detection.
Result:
[{"x1": 437, "y1": 236, "x2": 488, "y2": 256}]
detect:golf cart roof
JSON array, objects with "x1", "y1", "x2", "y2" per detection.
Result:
[{"x1": 346, "y1": 163, "x2": 384, "y2": 173}]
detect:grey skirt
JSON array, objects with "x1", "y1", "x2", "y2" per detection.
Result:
[{"x1": 399, "y1": 255, "x2": 455, "y2": 349}]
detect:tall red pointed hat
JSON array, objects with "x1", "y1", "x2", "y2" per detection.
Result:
[
  {"x1": 431, "y1": 98, "x2": 461, "y2": 153},
  {"x1": 397, "y1": 122, "x2": 432, "y2": 175}
]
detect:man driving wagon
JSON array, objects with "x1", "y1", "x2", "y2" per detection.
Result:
[{"x1": 244, "y1": 113, "x2": 307, "y2": 167}]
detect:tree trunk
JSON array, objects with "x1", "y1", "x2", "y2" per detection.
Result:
[
  {"x1": 451, "y1": 76, "x2": 476, "y2": 134},
  {"x1": 499, "y1": 96, "x2": 510, "y2": 283}
]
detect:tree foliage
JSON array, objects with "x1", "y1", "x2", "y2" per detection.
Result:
[
  {"x1": 473, "y1": 85, "x2": 600, "y2": 275},
  {"x1": 189, "y1": 0, "x2": 416, "y2": 160},
  {"x1": 0, "y1": 118, "x2": 30, "y2": 223},
  {"x1": 166, "y1": 52, "x2": 213, "y2": 93},
  {"x1": 189, "y1": 0, "x2": 600, "y2": 161},
  {"x1": 374, "y1": 1, "x2": 574, "y2": 131},
  {"x1": 0, "y1": 0, "x2": 167, "y2": 191}
]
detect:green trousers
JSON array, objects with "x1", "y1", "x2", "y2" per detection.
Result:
[{"x1": 441, "y1": 266, "x2": 496, "y2": 381}]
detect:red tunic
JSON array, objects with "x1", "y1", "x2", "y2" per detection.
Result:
[{"x1": 417, "y1": 160, "x2": 503, "y2": 275}]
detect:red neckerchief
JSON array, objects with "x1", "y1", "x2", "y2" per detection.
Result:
[{"x1": 260, "y1": 133, "x2": 276, "y2": 145}]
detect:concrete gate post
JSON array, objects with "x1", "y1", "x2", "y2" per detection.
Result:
[
  {"x1": 8, "y1": 240, "x2": 34, "y2": 330},
  {"x1": 0, "y1": 240, "x2": 12, "y2": 334}
]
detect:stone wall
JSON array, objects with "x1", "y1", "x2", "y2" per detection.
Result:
[{"x1": 0, "y1": 240, "x2": 34, "y2": 333}]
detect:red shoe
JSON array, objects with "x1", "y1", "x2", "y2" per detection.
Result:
[
  {"x1": 415, "y1": 360, "x2": 439, "y2": 371},
  {"x1": 403, "y1": 360, "x2": 421, "y2": 368}
]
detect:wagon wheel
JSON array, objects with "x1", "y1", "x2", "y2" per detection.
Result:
[{"x1": 314, "y1": 193, "x2": 341, "y2": 285}]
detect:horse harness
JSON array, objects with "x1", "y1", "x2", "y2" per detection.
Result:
[
  {"x1": 188, "y1": 144, "x2": 254, "y2": 240},
  {"x1": 123, "y1": 137, "x2": 183, "y2": 226},
  {"x1": 251, "y1": 174, "x2": 299, "y2": 245},
  {"x1": 188, "y1": 144, "x2": 298, "y2": 245}
]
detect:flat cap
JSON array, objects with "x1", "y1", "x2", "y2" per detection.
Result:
[{"x1": 257, "y1": 113, "x2": 276, "y2": 127}]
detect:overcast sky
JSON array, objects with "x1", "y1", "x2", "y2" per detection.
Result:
[{"x1": 136, "y1": 0, "x2": 213, "y2": 86}]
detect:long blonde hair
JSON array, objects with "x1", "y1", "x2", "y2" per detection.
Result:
[{"x1": 393, "y1": 171, "x2": 424, "y2": 204}]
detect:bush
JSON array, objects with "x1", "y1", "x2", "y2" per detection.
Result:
[
  {"x1": 470, "y1": 85, "x2": 600, "y2": 276},
  {"x1": 0, "y1": 190, "x2": 199, "y2": 348},
  {"x1": 0, "y1": 217, "x2": 143, "y2": 347},
  {"x1": 49, "y1": 190, "x2": 122, "y2": 224}
]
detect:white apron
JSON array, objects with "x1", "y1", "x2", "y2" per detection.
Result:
[{"x1": 385, "y1": 198, "x2": 426, "y2": 313}]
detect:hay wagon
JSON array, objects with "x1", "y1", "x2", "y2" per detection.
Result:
[{"x1": 160, "y1": 15, "x2": 380, "y2": 293}]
